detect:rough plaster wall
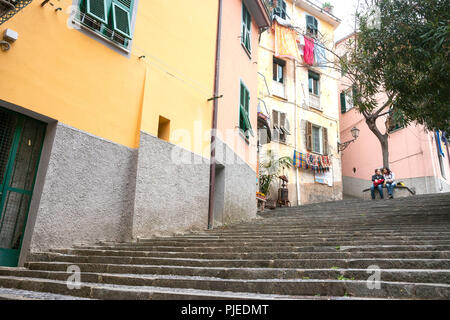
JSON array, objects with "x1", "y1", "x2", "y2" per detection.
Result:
[
  {"x1": 30, "y1": 124, "x2": 136, "y2": 252},
  {"x1": 300, "y1": 182, "x2": 343, "y2": 205},
  {"x1": 216, "y1": 138, "x2": 257, "y2": 225},
  {"x1": 133, "y1": 132, "x2": 209, "y2": 238}
]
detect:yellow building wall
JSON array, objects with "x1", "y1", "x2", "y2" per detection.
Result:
[
  {"x1": 258, "y1": 0, "x2": 342, "y2": 204},
  {"x1": 136, "y1": 0, "x2": 217, "y2": 158},
  {"x1": 0, "y1": 0, "x2": 218, "y2": 155}
]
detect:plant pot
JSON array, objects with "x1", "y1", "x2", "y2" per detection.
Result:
[{"x1": 266, "y1": 200, "x2": 277, "y2": 209}]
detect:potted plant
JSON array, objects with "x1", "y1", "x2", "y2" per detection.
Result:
[
  {"x1": 258, "y1": 150, "x2": 293, "y2": 209},
  {"x1": 322, "y1": 2, "x2": 334, "y2": 13}
]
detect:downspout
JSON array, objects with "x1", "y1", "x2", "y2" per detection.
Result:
[
  {"x1": 208, "y1": 0, "x2": 223, "y2": 230},
  {"x1": 293, "y1": 0, "x2": 301, "y2": 206}
]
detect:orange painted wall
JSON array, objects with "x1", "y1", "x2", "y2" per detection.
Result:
[
  {"x1": 216, "y1": 0, "x2": 259, "y2": 171},
  {"x1": 0, "y1": 0, "x2": 218, "y2": 154},
  {"x1": 0, "y1": 0, "x2": 144, "y2": 148}
]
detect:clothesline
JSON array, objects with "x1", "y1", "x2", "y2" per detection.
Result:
[{"x1": 293, "y1": 150, "x2": 331, "y2": 173}]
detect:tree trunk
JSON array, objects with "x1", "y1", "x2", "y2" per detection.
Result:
[{"x1": 366, "y1": 117, "x2": 390, "y2": 169}]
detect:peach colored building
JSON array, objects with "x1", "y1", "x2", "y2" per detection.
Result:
[
  {"x1": 337, "y1": 35, "x2": 450, "y2": 198},
  {"x1": 211, "y1": 0, "x2": 271, "y2": 225}
]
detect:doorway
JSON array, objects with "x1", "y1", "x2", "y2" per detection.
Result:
[
  {"x1": 213, "y1": 164, "x2": 225, "y2": 226},
  {"x1": 0, "y1": 107, "x2": 46, "y2": 267}
]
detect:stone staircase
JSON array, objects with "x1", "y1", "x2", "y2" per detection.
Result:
[{"x1": 0, "y1": 193, "x2": 449, "y2": 300}]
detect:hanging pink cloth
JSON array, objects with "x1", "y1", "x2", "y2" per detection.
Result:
[{"x1": 304, "y1": 36, "x2": 315, "y2": 65}]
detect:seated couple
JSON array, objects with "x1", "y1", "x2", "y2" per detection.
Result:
[{"x1": 371, "y1": 168, "x2": 396, "y2": 200}]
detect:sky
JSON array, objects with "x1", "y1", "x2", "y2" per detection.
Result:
[{"x1": 328, "y1": 0, "x2": 360, "y2": 40}]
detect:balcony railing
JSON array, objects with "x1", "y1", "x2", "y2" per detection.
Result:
[
  {"x1": 309, "y1": 94, "x2": 322, "y2": 111},
  {"x1": 71, "y1": 8, "x2": 130, "y2": 51},
  {"x1": 0, "y1": 0, "x2": 33, "y2": 26}
]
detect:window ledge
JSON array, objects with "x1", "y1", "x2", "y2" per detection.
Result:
[{"x1": 73, "y1": 19, "x2": 131, "y2": 53}]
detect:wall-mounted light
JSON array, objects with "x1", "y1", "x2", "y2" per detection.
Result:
[{"x1": 338, "y1": 126, "x2": 360, "y2": 153}]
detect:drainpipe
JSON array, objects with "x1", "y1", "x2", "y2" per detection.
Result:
[
  {"x1": 293, "y1": 0, "x2": 301, "y2": 206},
  {"x1": 208, "y1": 0, "x2": 223, "y2": 230}
]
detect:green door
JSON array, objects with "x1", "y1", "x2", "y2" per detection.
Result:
[{"x1": 0, "y1": 108, "x2": 46, "y2": 267}]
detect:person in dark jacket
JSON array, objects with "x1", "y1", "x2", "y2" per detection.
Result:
[{"x1": 371, "y1": 169, "x2": 385, "y2": 200}]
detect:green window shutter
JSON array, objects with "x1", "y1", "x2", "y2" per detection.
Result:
[
  {"x1": 239, "y1": 83, "x2": 253, "y2": 138},
  {"x1": 281, "y1": 1, "x2": 287, "y2": 19},
  {"x1": 242, "y1": 4, "x2": 251, "y2": 53},
  {"x1": 112, "y1": 0, "x2": 134, "y2": 39},
  {"x1": 340, "y1": 92, "x2": 347, "y2": 113},
  {"x1": 86, "y1": 0, "x2": 109, "y2": 24},
  {"x1": 306, "y1": 15, "x2": 318, "y2": 36}
]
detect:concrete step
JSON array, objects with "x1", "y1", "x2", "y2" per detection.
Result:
[
  {"x1": 0, "y1": 275, "x2": 366, "y2": 300},
  {"x1": 4, "y1": 265, "x2": 450, "y2": 285},
  {"x1": 72, "y1": 244, "x2": 450, "y2": 253},
  {"x1": 24, "y1": 256, "x2": 450, "y2": 269},
  {"x1": 46, "y1": 249, "x2": 450, "y2": 260},
  {"x1": 0, "y1": 274, "x2": 447, "y2": 299},
  {"x1": 0, "y1": 287, "x2": 91, "y2": 300}
]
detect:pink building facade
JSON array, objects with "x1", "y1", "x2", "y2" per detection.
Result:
[{"x1": 337, "y1": 36, "x2": 450, "y2": 198}]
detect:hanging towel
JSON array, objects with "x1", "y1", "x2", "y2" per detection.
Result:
[
  {"x1": 274, "y1": 21, "x2": 302, "y2": 61},
  {"x1": 314, "y1": 40, "x2": 327, "y2": 68},
  {"x1": 303, "y1": 36, "x2": 315, "y2": 65}
]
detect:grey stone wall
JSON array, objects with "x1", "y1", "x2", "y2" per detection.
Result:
[
  {"x1": 214, "y1": 138, "x2": 257, "y2": 226},
  {"x1": 29, "y1": 123, "x2": 137, "y2": 252},
  {"x1": 132, "y1": 132, "x2": 210, "y2": 238},
  {"x1": 343, "y1": 175, "x2": 450, "y2": 199}
]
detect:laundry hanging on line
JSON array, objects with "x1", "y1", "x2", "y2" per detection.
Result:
[
  {"x1": 273, "y1": 20, "x2": 302, "y2": 62},
  {"x1": 293, "y1": 150, "x2": 331, "y2": 173},
  {"x1": 303, "y1": 36, "x2": 315, "y2": 65},
  {"x1": 314, "y1": 40, "x2": 327, "y2": 67}
]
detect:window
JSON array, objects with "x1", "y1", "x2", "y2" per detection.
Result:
[
  {"x1": 272, "y1": 110, "x2": 290, "y2": 144},
  {"x1": 241, "y1": 3, "x2": 252, "y2": 54},
  {"x1": 158, "y1": 116, "x2": 171, "y2": 142},
  {"x1": 306, "y1": 15, "x2": 318, "y2": 38},
  {"x1": 239, "y1": 82, "x2": 253, "y2": 140},
  {"x1": 386, "y1": 111, "x2": 405, "y2": 133},
  {"x1": 272, "y1": 0, "x2": 289, "y2": 20},
  {"x1": 340, "y1": 87, "x2": 355, "y2": 113},
  {"x1": 77, "y1": 0, "x2": 136, "y2": 50},
  {"x1": 308, "y1": 71, "x2": 320, "y2": 96},
  {"x1": 273, "y1": 57, "x2": 286, "y2": 98},
  {"x1": 273, "y1": 58, "x2": 285, "y2": 84},
  {"x1": 306, "y1": 121, "x2": 328, "y2": 155}
]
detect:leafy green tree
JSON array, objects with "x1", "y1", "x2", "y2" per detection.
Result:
[{"x1": 338, "y1": 0, "x2": 449, "y2": 168}]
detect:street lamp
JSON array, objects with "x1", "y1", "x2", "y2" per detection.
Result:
[{"x1": 338, "y1": 126, "x2": 360, "y2": 153}]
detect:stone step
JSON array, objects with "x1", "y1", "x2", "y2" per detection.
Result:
[
  {"x1": 160, "y1": 232, "x2": 450, "y2": 238},
  {"x1": 0, "y1": 287, "x2": 91, "y2": 300},
  {"x1": 24, "y1": 256, "x2": 450, "y2": 269},
  {"x1": 87, "y1": 240, "x2": 450, "y2": 248},
  {"x1": 46, "y1": 249, "x2": 450, "y2": 260},
  {"x1": 72, "y1": 244, "x2": 450, "y2": 253},
  {"x1": 4, "y1": 265, "x2": 450, "y2": 285},
  {"x1": 0, "y1": 274, "x2": 447, "y2": 299},
  {"x1": 21, "y1": 261, "x2": 450, "y2": 284},
  {"x1": 0, "y1": 276, "x2": 363, "y2": 300},
  {"x1": 137, "y1": 233, "x2": 450, "y2": 243}
]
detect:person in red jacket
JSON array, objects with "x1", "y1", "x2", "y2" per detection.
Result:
[{"x1": 370, "y1": 168, "x2": 385, "y2": 200}]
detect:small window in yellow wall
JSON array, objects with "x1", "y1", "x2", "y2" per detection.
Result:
[{"x1": 158, "y1": 116, "x2": 171, "y2": 142}]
